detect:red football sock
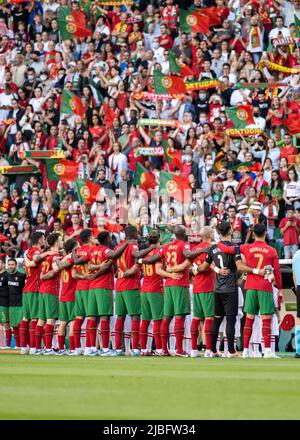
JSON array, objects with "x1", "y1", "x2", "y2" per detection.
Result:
[
  {"x1": 204, "y1": 319, "x2": 214, "y2": 351},
  {"x1": 174, "y1": 317, "x2": 185, "y2": 353},
  {"x1": 87, "y1": 319, "x2": 97, "y2": 347},
  {"x1": 19, "y1": 320, "x2": 29, "y2": 348},
  {"x1": 262, "y1": 318, "x2": 272, "y2": 349},
  {"x1": 35, "y1": 325, "x2": 44, "y2": 349},
  {"x1": 29, "y1": 320, "x2": 37, "y2": 348},
  {"x1": 139, "y1": 320, "x2": 150, "y2": 350},
  {"x1": 57, "y1": 335, "x2": 65, "y2": 350},
  {"x1": 44, "y1": 324, "x2": 54, "y2": 350},
  {"x1": 69, "y1": 335, "x2": 75, "y2": 351},
  {"x1": 5, "y1": 328, "x2": 12, "y2": 347},
  {"x1": 191, "y1": 319, "x2": 200, "y2": 350},
  {"x1": 73, "y1": 318, "x2": 83, "y2": 349},
  {"x1": 13, "y1": 326, "x2": 20, "y2": 347},
  {"x1": 153, "y1": 320, "x2": 162, "y2": 350},
  {"x1": 160, "y1": 319, "x2": 170, "y2": 351},
  {"x1": 243, "y1": 317, "x2": 254, "y2": 349},
  {"x1": 131, "y1": 320, "x2": 140, "y2": 350},
  {"x1": 115, "y1": 317, "x2": 125, "y2": 350},
  {"x1": 101, "y1": 320, "x2": 110, "y2": 350}
]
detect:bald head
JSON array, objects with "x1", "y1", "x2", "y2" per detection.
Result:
[{"x1": 200, "y1": 226, "x2": 214, "y2": 241}]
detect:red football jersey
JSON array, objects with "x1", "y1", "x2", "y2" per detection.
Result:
[
  {"x1": 240, "y1": 241, "x2": 282, "y2": 292},
  {"x1": 193, "y1": 242, "x2": 215, "y2": 293},
  {"x1": 23, "y1": 246, "x2": 42, "y2": 293},
  {"x1": 141, "y1": 248, "x2": 163, "y2": 293},
  {"x1": 39, "y1": 253, "x2": 60, "y2": 295},
  {"x1": 89, "y1": 245, "x2": 114, "y2": 290},
  {"x1": 160, "y1": 239, "x2": 190, "y2": 287},
  {"x1": 115, "y1": 241, "x2": 141, "y2": 292},
  {"x1": 60, "y1": 253, "x2": 76, "y2": 302},
  {"x1": 73, "y1": 244, "x2": 93, "y2": 291}
]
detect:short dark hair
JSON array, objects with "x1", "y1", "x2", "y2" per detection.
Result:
[
  {"x1": 97, "y1": 231, "x2": 110, "y2": 245},
  {"x1": 217, "y1": 221, "x2": 231, "y2": 237},
  {"x1": 125, "y1": 225, "x2": 137, "y2": 239},
  {"x1": 253, "y1": 223, "x2": 266, "y2": 237},
  {"x1": 228, "y1": 205, "x2": 237, "y2": 211},
  {"x1": 64, "y1": 238, "x2": 78, "y2": 254},
  {"x1": 80, "y1": 229, "x2": 93, "y2": 244},
  {"x1": 30, "y1": 231, "x2": 45, "y2": 246},
  {"x1": 47, "y1": 233, "x2": 60, "y2": 247},
  {"x1": 147, "y1": 230, "x2": 160, "y2": 244},
  {"x1": 8, "y1": 258, "x2": 17, "y2": 264}
]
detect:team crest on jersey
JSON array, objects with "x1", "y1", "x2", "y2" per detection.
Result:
[
  {"x1": 186, "y1": 14, "x2": 197, "y2": 26},
  {"x1": 162, "y1": 77, "x2": 173, "y2": 89},
  {"x1": 237, "y1": 108, "x2": 248, "y2": 120},
  {"x1": 166, "y1": 179, "x2": 177, "y2": 193},
  {"x1": 80, "y1": 185, "x2": 90, "y2": 199},
  {"x1": 66, "y1": 22, "x2": 77, "y2": 33},
  {"x1": 53, "y1": 163, "x2": 65, "y2": 175}
]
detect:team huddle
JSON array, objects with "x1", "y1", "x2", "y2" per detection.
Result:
[{"x1": 0, "y1": 221, "x2": 282, "y2": 358}]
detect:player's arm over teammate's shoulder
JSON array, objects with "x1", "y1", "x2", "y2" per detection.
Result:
[{"x1": 155, "y1": 262, "x2": 183, "y2": 280}]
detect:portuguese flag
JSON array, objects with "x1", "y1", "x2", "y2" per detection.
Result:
[
  {"x1": 58, "y1": 6, "x2": 87, "y2": 26},
  {"x1": 295, "y1": 15, "x2": 300, "y2": 38},
  {"x1": 75, "y1": 179, "x2": 101, "y2": 205},
  {"x1": 179, "y1": 10, "x2": 210, "y2": 34},
  {"x1": 163, "y1": 141, "x2": 183, "y2": 172},
  {"x1": 133, "y1": 162, "x2": 157, "y2": 191},
  {"x1": 0, "y1": 165, "x2": 40, "y2": 175},
  {"x1": 61, "y1": 90, "x2": 87, "y2": 118},
  {"x1": 58, "y1": 17, "x2": 92, "y2": 40},
  {"x1": 168, "y1": 51, "x2": 194, "y2": 77},
  {"x1": 102, "y1": 101, "x2": 118, "y2": 128},
  {"x1": 46, "y1": 159, "x2": 79, "y2": 182},
  {"x1": 159, "y1": 170, "x2": 191, "y2": 202},
  {"x1": 197, "y1": 6, "x2": 224, "y2": 26},
  {"x1": 154, "y1": 70, "x2": 186, "y2": 96},
  {"x1": 225, "y1": 105, "x2": 254, "y2": 129}
]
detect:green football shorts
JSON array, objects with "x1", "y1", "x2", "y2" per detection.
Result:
[
  {"x1": 59, "y1": 301, "x2": 75, "y2": 322},
  {"x1": 0, "y1": 306, "x2": 9, "y2": 323},
  {"x1": 9, "y1": 306, "x2": 23, "y2": 327},
  {"x1": 38, "y1": 294, "x2": 58, "y2": 320},
  {"x1": 87, "y1": 289, "x2": 113, "y2": 316},
  {"x1": 22, "y1": 292, "x2": 39, "y2": 320},
  {"x1": 141, "y1": 292, "x2": 164, "y2": 321},
  {"x1": 193, "y1": 292, "x2": 215, "y2": 319},
  {"x1": 163, "y1": 286, "x2": 190, "y2": 317},
  {"x1": 244, "y1": 290, "x2": 275, "y2": 315},
  {"x1": 115, "y1": 290, "x2": 141, "y2": 316},
  {"x1": 75, "y1": 290, "x2": 89, "y2": 317}
]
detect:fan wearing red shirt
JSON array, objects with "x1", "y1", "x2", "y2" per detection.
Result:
[
  {"x1": 20, "y1": 231, "x2": 50, "y2": 354},
  {"x1": 141, "y1": 225, "x2": 205, "y2": 357},
  {"x1": 34, "y1": 233, "x2": 63, "y2": 355},
  {"x1": 279, "y1": 134, "x2": 298, "y2": 165},
  {"x1": 72, "y1": 229, "x2": 96, "y2": 355},
  {"x1": 87, "y1": 231, "x2": 130, "y2": 356},
  {"x1": 113, "y1": 225, "x2": 156, "y2": 356},
  {"x1": 279, "y1": 207, "x2": 300, "y2": 259},
  {"x1": 158, "y1": 23, "x2": 173, "y2": 49},
  {"x1": 217, "y1": 223, "x2": 282, "y2": 359},
  {"x1": 65, "y1": 213, "x2": 84, "y2": 241},
  {"x1": 139, "y1": 231, "x2": 180, "y2": 356},
  {"x1": 52, "y1": 238, "x2": 82, "y2": 355}
]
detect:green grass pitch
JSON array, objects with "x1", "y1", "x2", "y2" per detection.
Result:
[{"x1": 1, "y1": 354, "x2": 300, "y2": 420}]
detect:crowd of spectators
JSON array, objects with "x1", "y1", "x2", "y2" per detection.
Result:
[{"x1": 0, "y1": 0, "x2": 300, "y2": 260}]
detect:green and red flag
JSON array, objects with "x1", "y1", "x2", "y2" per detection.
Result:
[
  {"x1": 46, "y1": 159, "x2": 79, "y2": 182},
  {"x1": 168, "y1": 51, "x2": 194, "y2": 77},
  {"x1": 295, "y1": 15, "x2": 300, "y2": 38},
  {"x1": 75, "y1": 178, "x2": 101, "y2": 205},
  {"x1": 0, "y1": 165, "x2": 40, "y2": 175},
  {"x1": 58, "y1": 17, "x2": 92, "y2": 40},
  {"x1": 19, "y1": 150, "x2": 65, "y2": 160},
  {"x1": 102, "y1": 101, "x2": 118, "y2": 128},
  {"x1": 133, "y1": 162, "x2": 157, "y2": 192},
  {"x1": 154, "y1": 70, "x2": 186, "y2": 96},
  {"x1": 179, "y1": 9, "x2": 210, "y2": 34},
  {"x1": 61, "y1": 90, "x2": 87, "y2": 118},
  {"x1": 229, "y1": 162, "x2": 253, "y2": 172},
  {"x1": 163, "y1": 141, "x2": 183, "y2": 172},
  {"x1": 159, "y1": 170, "x2": 191, "y2": 202},
  {"x1": 225, "y1": 105, "x2": 254, "y2": 129},
  {"x1": 58, "y1": 6, "x2": 87, "y2": 27}
]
